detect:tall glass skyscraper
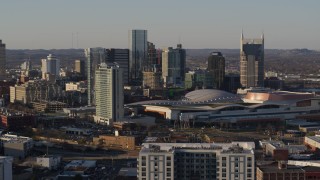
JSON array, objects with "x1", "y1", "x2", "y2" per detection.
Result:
[
  {"x1": 207, "y1": 52, "x2": 225, "y2": 89},
  {"x1": 240, "y1": 33, "x2": 264, "y2": 88},
  {"x1": 84, "y1": 47, "x2": 106, "y2": 106},
  {"x1": 0, "y1": 40, "x2": 6, "y2": 80},
  {"x1": 129, "y1": 30, "x2": 147, "y2": 85},
  {"x1": 95, "y1": 63, "x2": 123, "y2": 125}
]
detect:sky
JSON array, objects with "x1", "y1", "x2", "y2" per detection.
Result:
[{"x1": 0, "y1": 0, "x2": 319, "y2": 49}]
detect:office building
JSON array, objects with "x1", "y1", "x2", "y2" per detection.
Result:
[
  {"x1": 41, "y1": 54, "x2": 60, "y2": 79},
  {"x1": 240, "y1": 32, "x2": 264, "y2": 88},
  {"x1": 106, "y1": 48, "x2": 129, "y2": 85},
  {"x1": 0, "y1": 156, "x2": 13, "y2": 180},
  {"x1": 10, "y1": 80, "x2": 62, "y2": 104},
  {"x1": 36, "y1": 155, "x2": 61, "y2": 170},
  {"x1": 129, "y1": 30, "x2": 147, "y2": 85},
  {"x1": 207, "y1": 52, "x2": 225, "y2": 89},
  {"x1": 84, "y1": 47, "x2": 106, "y2": 106},
  {"x1": 162, "y1": 44, "x2": 186, "y2": 87},
  {"x1": 0, "y1": 40, "x2": 5, "y2": 80},
  {"x1": 0, "y1": 134, "x2": 33, "y2": 159},
  {"x1": 94, "y1": 63, "x2": 123, "y2": 125},
  {"x1": 137, "y1": 142, "x2": 255, "y2": 180},
  {"x1": 146, "y1": 42, "x2": 157, "y2": 71},
  {"x1": 74, "y1": 59, "x2": 85, "y2": 76},
  {"x1": 185, "y1": 70, "x2": 215, "y2": 89},
  {"x1": 142, "y1": 71, "x2": 162, "y2": 90}
]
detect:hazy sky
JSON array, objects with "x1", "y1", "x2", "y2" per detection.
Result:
[{"x1": 0, "y1": 0, "x2": 319, "y2": 49}]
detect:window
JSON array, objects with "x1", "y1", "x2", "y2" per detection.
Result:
[
  {"x1": 155, "y1": 162, "x2": 158, "y2": 166},
  {"x1": 142, "y1": 156, "x2": 146, "y2": 160},
  {"x1": 247, "y1": 157, "x2": 252, "y2": 161},
  {"x1": 222, "y1": 157, "x2": 226, "y2": 161},
  {"x1": 166, "y1": 156, "x2": 171, "y2": 160},
  {"x1": 167, "y1": 168, "x2": 171, "y2": 171}
]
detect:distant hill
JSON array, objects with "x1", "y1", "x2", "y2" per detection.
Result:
[{"x1": 6, "y1": 48, "x2": 320, "y2": 74}]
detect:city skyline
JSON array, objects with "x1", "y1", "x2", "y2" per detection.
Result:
[{"x1": 0, "y1": 0, "x2": 319, "y2": 49}]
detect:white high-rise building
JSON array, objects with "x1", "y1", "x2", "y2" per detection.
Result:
[
  {"x1": 41, "y1": 54, "x2": 60, "y2": 79},
  {"x1": 138, "y1": 142, "x2": 255, "y2": 180},
  {"x1": 129, "y1": 29, "x2": 147, "y2": 85},
  {"x1": 84, "y1": 47, "x2": 106, "y2": 106},
  {"x1": 0, "y1": 156, "x2": 13, "y2": 180},
  {"x1": 94, "y1": 63, "x2": 123, "y2": 125},
  {"x1": 0, "y1": 40, "x2": 6, "y2": 80}
]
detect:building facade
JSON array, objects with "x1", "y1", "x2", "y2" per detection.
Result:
[
  {"x1": 95, "y1": 63, "x2": 123, "y2": 125},
  {"x1": 10, "y1": 80, "x2": 62, "y2": 104},
  {"x1": 0, "y1": 40, "x2": 5, "y2": 80},
  {"x1": 207, "y1": 52, "x2": 225, "y2": 89},
  {"x1": 129, "y1": 30, "x2": 147, "y2": 85},
  {"x1": 138, "y1": 142, "x2": 255, "y2": 180},
  {"x1": 0, "y1": 134, "x2": 33, "y2": 159},
  {"x1": 106, "y1": 48, "x2": 129, "y2": 85},
  {"x1": 74, "y1": 59, "x2": 85, "y2": 76},
  {"x1": 0, "y1": 156, "x2": 13, "y2": 180},
  {"x1": 41, "y1": 54, "x2": 60, "y2": 79},
  {"x1": 142, "y1": 71, "x2": 162, "y2": 90},
  {"x1": 84, "y1": 47, "x2": 106, "y2": 106},
  {"x1": 240, "y1": 33, "x2": 264, "y2": 88},
  {"x1": 162, "y1": 44, "x2": 186, "y2": 87}
]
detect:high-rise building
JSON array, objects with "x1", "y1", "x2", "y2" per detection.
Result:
[
  {"x1": 94, "y1": 63, "x2": 123, "y2": 125},
  {"x1": 41, "y1": 54, "x2": 60, "y2": 79},
  {"x1": 162, "y1": 44, "x2": 186, "y2": 87},
  {"x1": 20, "y1": 61, "x2": 32, "y2": 77},
  {"x1": 74, "y1": 60, "x2": 85, "y2": 76},
  {"x1": 142, "y1": 71, "x2": 162, "y2": 90},
  {"x1": 138, "y1": 142, "x2": 255, "y2": 180},
  {"x1": 0, "y1": 40, "x2": 6, "y2": 80},
  {"x1": 240, "y1": 32, "x2": 264, "y2": 88},
  {"x1": 146, "y1": 42, "x2": 157, "y2": 72},
  {"x1": 106, "y1": 49, "x2": 129, "y2": 86},
  {"x1": 129, "y1": 30, "x2": 147, "y2": 85},
  {"x1": 207, "y1": 52, "x2": 225, "y2": 89},
  {"x1": 84, "y1": 48, "x2": 106, "y2": 106}
]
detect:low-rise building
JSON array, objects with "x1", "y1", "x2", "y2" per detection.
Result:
[
  {"x1": 304, "y1": 136, "x2": 320, "y2": 153},
  {"x1": 0, "y1": 109, "x2": 35, "y2": 130},
  {"x1": 257, "y1": 161, "x2": 320, "y2": 180},
  {"x1": 138, "y1": 142, "x2": 255, "y2": 180},
  {"x1": 32, "y1": 101, "x2": 67, "y2": 112},
  {"x1": 93, "y1": 134, "x2": 139, "y2": 150},
  {"x1": 0, "y1": 134, "x2": 33, "y2": 159},
  {"x1": 36, "y1": 155, "x2": 61, "y2": 170},
  {"x1": 65, "y1": 82, "x2": 87, "y2": 93}
]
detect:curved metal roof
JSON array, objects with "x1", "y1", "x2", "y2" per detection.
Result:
[{"x1": 184, "y1": 89, "x2": 240, "y2": 102}]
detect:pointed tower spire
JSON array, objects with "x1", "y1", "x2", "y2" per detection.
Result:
[{"x1": 241, "y1": 29, "x2": 244, "y2": 40}]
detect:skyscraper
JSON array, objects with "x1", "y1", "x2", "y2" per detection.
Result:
[
  {"x1": 84, "y1": 48, "x2": 106, "y2": 106},
  {"x1": 240, "y1": 32, "x2": 264, "y2": 88},
  {"x1": 74, "y1": 59, "x2": 85, "y2": 76},
  {"x1": 129, "y1": 30, "x2": 147, "y2": 85},
  {"x1": 162, "y1": 44, "x2": 186, "y2": 87},
  {"x1": 94, "y1": 63, "x2": 123, "y2": 125},
  {"x1": 106, "y1": 48, "x2": 129, "y2": 86},
  {"x1": 207, "y1": 52, "x2": 225, "y2": 89},
  {"x1": 146, "y1": 41, "x2": 157, "y2": 72},
  {"x1": 41, "y1": 54, "x2": 60, "y2": 79},
  {"x1": 0, "y1": 40, "x2": 6, "y2": 80}
]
